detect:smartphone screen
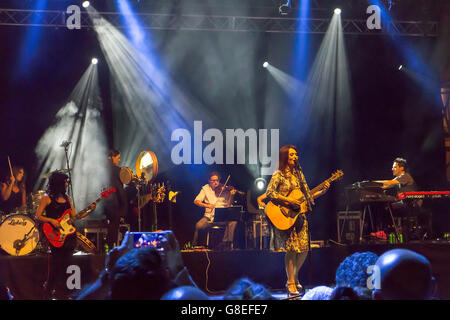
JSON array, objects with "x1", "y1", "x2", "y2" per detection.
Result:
[{"x1": 132, "y1": 232, "x2": 164, "y2": 249}]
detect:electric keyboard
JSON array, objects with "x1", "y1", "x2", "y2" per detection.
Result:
[{"x1": 345, "y1": 181, "x2": 397, "y2": 204}]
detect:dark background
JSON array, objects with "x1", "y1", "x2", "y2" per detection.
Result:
[{"x1": 0, "y1": 0, "x2": 449, "y2": 247}]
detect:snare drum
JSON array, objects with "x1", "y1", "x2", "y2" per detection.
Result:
[
  {"x1": 14, "y1": 207, "x2": 30, "y2": 216},
  {"x1": 0, "y1": 214, "x2": 39, "y2": 256},
  {"x1": 120, "y1": 166, "x2": 135, "y2": 185}
]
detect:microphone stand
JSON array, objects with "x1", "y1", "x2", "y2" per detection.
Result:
[
  {"x1": 136, "y1": 174, "x2": 145, "y2": 232},
  {"x1": 306, "y1": 211, "x2": 313, "y2": 287},
  {"x1": 167, "y1": 181, "x2": 173, "y2": 231},
  {"x1": 137, "y1": 183, "x2": 142, "y2": 232},
  {"x1": 63, "y1": 143, "x2": 75, "y2": 207},
  {"x1": 295, "y1": 163, "x2": 314, "y2": 288}
]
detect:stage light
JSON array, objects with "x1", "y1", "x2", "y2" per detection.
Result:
[
  {"x1": 265, "y1": 63, "x2": 305, "y2": 98},
  {"x1": 254, "y1": 178, "x2": 267, "y2": 191},
  {"x1": 334, "y1": 8, "x2": 342, "y2": 15},
  {"x1": 279, "y1": 0, "x2": 292, "y2": 16},
  {"x1": 263, "y1": 61, "x2": 269, "y2": 68},
  {"x1": 398, "y1": 65, "x2": 403, "y2": 70},
  {"x1": 82, "y1": 1, "x2": 90, "y2": 8},
  {"x1": 91, "y1": 58, "x2": 98, "y2": 65}
]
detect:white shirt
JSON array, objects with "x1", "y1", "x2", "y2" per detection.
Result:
[{"x1": 195, "y1": 184, "x2": 231, "y2": 221}]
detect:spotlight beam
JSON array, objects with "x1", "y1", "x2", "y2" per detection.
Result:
[
  {"x1": 86, "y1": 5, "x2": 215, "y2": 169},
  {"x1": 34, "y1": 63, "x2": 109, "y2": 210}
]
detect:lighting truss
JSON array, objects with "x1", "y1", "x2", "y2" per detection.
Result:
[{"x1": 0, "y1": 9, "x2": 439, "y2": 36}]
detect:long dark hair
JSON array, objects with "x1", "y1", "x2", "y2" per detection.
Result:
[
  {"x1": 12, "y1": 166, "x2": 26, "y2": 192},
  {"x1": 278, "y1": 145, "x2": 298, "y2": 172},
  {"x1": 2, "y1": 166, "x2": 26, "y2": 192},
  {"x1": 47, "y1": 171, "x2": 69, "y2": 200}
]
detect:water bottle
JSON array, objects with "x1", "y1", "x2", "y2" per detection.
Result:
[
  {"x1": 389, "y1": 233, "x2": 395, "y2": 245},
  {"x1": 398, "y1": 234, "x2": 403, "y2": 244}
]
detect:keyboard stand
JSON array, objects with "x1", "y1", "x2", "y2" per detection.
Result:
[
  {"x1": 359, "y1": 204, "x2": 375, "y2": 242},
  {"x1": 359, "y1": 203, "x2": 401, "y2": 242},
  {"x1": 386, "y1": 203, "x2": 402, "y2": 242}
]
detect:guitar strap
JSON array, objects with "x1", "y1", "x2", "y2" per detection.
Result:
[{"x1": 295, "y1": 167, "x2": 314, "y2": 211}]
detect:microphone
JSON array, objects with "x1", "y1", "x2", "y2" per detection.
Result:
[{"x1": 60, "y1": 140, "x2": 72, "y2": 148}]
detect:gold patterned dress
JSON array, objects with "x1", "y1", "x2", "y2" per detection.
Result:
[{"x1": 265, "y1": 169, "x2": 312, "y2": 253}]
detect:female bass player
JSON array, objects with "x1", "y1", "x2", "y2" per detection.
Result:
[{"x1": 36, "y1": 171, "x2": 95, "y2": 299}]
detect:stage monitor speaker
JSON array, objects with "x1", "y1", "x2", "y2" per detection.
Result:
[{"x1": 337, "y1": 211, "x2": 362, "y2": 244}]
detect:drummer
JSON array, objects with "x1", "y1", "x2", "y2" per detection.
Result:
[{"x1": 0, "y1": 166, "x2": 27, "y2": 215}]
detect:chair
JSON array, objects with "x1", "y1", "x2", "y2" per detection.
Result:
[
  {"x1": 246, "y1": 190, "x2": 267, "y2": 250},
  {"x1": 206, "y1": 222, "x2": 227, "y2": 249}
]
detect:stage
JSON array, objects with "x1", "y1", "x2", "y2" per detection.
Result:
[{"x1": 1, "y1": 242, "x2": 449, "y2": 300}]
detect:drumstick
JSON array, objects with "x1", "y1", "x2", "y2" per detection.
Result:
[{"x1": 7, "y1": 156, "x2": 13, "y2": 177}]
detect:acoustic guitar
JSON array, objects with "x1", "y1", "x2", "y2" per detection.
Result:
[{"x1": 265, "y1": 170, "x2": 344, "y2": 230}]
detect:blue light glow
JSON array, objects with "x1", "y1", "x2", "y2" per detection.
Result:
[
  {"x1": 292, "y1": 0, "x2": 310, "y2": 82},
  {"x1": 369, "y1": 1, "x2": 437, "y2": 88},
  {"x1": 15, "y1": 0, "x2": 48, "y2": 78},
  {"x1": 116, "y1": 0, "x2": 145, "y2": 48}
]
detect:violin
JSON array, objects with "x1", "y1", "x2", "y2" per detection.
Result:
[{"x1": 216, "y1": 183, "x2": 245, "y2": 196}]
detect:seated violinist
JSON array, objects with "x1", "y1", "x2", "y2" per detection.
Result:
[{"x1": 192, "y1": 171, "x2": 237, "y2": 251}]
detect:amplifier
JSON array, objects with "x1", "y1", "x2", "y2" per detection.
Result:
[
  {"x1": 84, "y1": 227, "x2": 107, "y2": 252},
  {"x1": 337, "y1": 211, "x2": 362, "y2": 244}
]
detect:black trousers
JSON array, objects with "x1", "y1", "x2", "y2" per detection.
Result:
[
  {"x1": 106, "y1": 214, "x2": 122, "y2": 248},
  {"x1": 47, "y1": 234, "x2": 76, "y2": 296},
  {"x1": 105, "y1": 196, "x2": 127, "y2": 248}
]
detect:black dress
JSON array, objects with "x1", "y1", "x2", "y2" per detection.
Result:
[{"x1": 0, "y1": 184, "x2": 23, "y2": 214}]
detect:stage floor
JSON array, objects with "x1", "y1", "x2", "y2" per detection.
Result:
[{"x1": 1, "y1": 242, "x2": 449, "y2": 299}]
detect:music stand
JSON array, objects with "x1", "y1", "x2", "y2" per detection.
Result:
[{"x1": 213, "y1": 206, "x2": 242, "y2": 222}]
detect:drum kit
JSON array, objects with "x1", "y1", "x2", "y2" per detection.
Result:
[
  {"x1": 0, "y1": 170, "x2": 95, "y2": 256},
  {"x1": 0, "y1": 189, "x2": 48, "y2": 256}
]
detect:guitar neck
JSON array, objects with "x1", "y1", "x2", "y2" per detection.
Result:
[
  {"x1": 76, "y1": 196, "x2": 102, "y2": 219},
  {"x1": 310, "y1": 177, "x2": 335, "y2": 199}
]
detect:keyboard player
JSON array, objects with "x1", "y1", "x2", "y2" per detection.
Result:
[
  {"x1": 374, "y1": 157, "x2": 420, "y2": 207},
  {"x1": 374, "y1": 157, "x2": 424, "y2": 240}
]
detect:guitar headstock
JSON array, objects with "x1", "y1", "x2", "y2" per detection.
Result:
[
  {"x1": 330, "y1": 170, "x2": 344, "y2": 181},
  {"x1": 100, "y1": 187, "x2": 116, "y2": 199},
  {"x1": 150, "y1": 183, "x2": 166, "y2": 203},
  {"x1": 155, "y1": 185, "x2": 166, "y2": 203}
]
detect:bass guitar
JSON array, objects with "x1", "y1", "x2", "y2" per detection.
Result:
[
  {"x1": 43, "y1": 188, "x2": 116, "y2": 248},
  {"x1": 265, "y1": 170, "x2": 343, "y2": 230}
]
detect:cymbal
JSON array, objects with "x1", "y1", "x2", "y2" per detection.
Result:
[{"x1": 42, "y1": 169, "x2": 69, "y2": 179}]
